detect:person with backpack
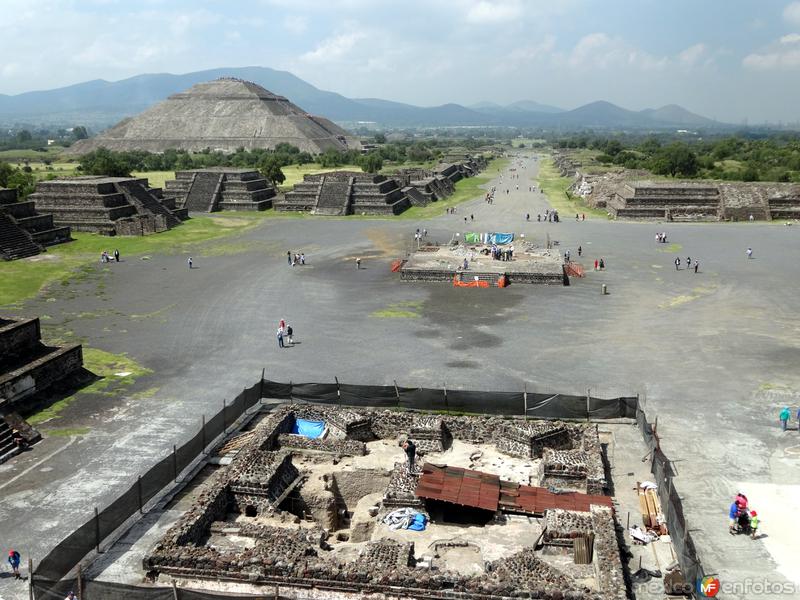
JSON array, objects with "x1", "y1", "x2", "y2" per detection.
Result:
[
  {"x1": 780, "y1": 406, "x2": 791, "y2": 431},
  {"x1": 286, "y1": 325, "x2": 294, "y2": 345},
  {"x1": 8, "y1": 549, "x2": 21, "y2": 579}
]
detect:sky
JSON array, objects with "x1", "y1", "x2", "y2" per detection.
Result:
[{"x1": 1, "y1": 0, "x2": 799, "y2": 123}]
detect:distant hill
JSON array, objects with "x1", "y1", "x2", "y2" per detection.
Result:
[{"x1": 0, "y1": 66, "x2": 726, "y2": 131}]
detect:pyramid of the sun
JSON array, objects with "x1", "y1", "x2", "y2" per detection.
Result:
[{"x1": 68, "y1": 78, "x2": 355, "y2": 155}]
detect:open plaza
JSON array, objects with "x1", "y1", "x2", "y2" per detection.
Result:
[{"x1": 1, "y1": 153, "x2": 800, "y2": 600}]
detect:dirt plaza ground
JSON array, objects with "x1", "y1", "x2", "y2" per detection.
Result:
[{"x1": 1, "y1": 155, "x2": 799, "y2": 599}]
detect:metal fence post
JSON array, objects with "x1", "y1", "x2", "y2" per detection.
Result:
[
  {"x1": 523, "y1": 382, "x2": 528, "y2": 420},
  {"x1": 137, "y1": 475, "x2": 143, "y2": 514},
  {"x1": 201, "y1": 415, "x2": 206, "y2": 454},
  {"x1": 28, "y1": 558, "x2": 33, "y2": 600},
  {"x1": 335, "y1": 376, "x2": 340, "y2": 405},
  {"x1": 393, "y1": 379, "x2": 400, "y2": 408},
  {"x1": 94, "y1": 507, "x2": 100, "y2": 553},
  {"x1": 77, "y1": 562, "x2": 83, "y2": 600},
  {"x1": 260, "y1": 368, "x2": 265, "y2": 400},
  {"x1": 223, "y1": 398, "x2": 227, "y2": 432},
  {"x1": 443, "y1": 381, "x2": 448, "y2": 409},
  {"x1": 586, "y1": 388, "x2": 591, "y2": 422},
  {"x1": 172, "y1": 445, "x2": 178, "y2": 482}
]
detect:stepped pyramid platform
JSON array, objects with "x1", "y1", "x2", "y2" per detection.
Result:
[
  {"x1": 768, "y1": 192, "x2": 800, "y2": 220},
  {"x1": 29, "y1": 176, "x2": 187, "y2": 236},
  {"x1": 163, "y1": 168, "x2": 276, "y2": 212},
  {"x1": 68, "y1": 78, "x2": 358, "y2": 155},
  {"x1": 0, "y1": 187, "x2": 72, "y2": 260},
  {"x1": 608, "y1": 182, "x2": 722, "y2": 221},
  {"x1": 276, "y1": 171, "x2": 411, "y2": 216},
  {"x1": 0, "y1": 316, "x2": 83, "y2": 413}
]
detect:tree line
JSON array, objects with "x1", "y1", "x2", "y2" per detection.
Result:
[{"x1": 555, "y1": 134, "x2": 800, "y2": 182}]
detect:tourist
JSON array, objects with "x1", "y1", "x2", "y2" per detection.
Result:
[
  {"x1": 749, "y1": 510, "x2": 759, "y2": 540},
  {"x1": 11, "y1": 428, "x2": 26, "y2": 450},
  {"x1": 729, "y1": 501, "x2": 740, "y2": 534},
  {"x1": 594, "y1": 259, "x2": 599, "y2": 271},
  {"x1": 356, "y1": 257, "x2": 361, "y2": 269},
  {"x1": 287, "y1": 251, "x2": 292, "y2": 265},
  {"x1": 749, "y1": 214, "x2": 754, "y2": 221},
  {"x1": 8, "y1": 549, "x2": 21, "y2": 580},
  {"x1": 694, "y1": 260, "x2": 699, "y2": 273},
  {"x1": 578, "y1": 245, "x2": 582, "y2": 257},
  {"x1": 464, "y1": 217, "x2": 468, "y2": 224},
  {"x1": 526, "y1": 213, "x2": 530, "y2": 221},
  {"x1": 300, "y1": 253, "x2": 305, "y2": 265},
  {"x1": 537, "y1": 214, "x2": 541, "y2": 222},
  {"x1": 64, "y1": 592, "x2": 77, "y2": 600},
  {"x1": 277, "y1": 327, "x2": 285, "y2": 349},
  {"x1": 599, "y1": 258, "x2": 605, "y2": 270},
  {"x1": 687, "y1": 257, "x2": 691, "y2": 270},
  {"x1": 674, "y1": 257, "x2": 680, "y2": 270},
  {"x1": 423, "y1": 229, "x2": 427, "y2": 237},
  {"x1": 575, "y1": 213, "x2": 579, "y2": 221},
  {"x1": 463, "y1": 258, "x2": 468, "y2": 270},
  {"x1": 565, "y1": 250, "x2": 570, "y2": 262},
  {"x1": 747, "y1": 247, "x2": 753, "y2": 259},
  {"x1": 780, "y1": 406, "x2": 791, "y2": 431},
  {"x1": 582, "y1": 213, "x2": 586, "y2": 221},
  {"x1": 286, "y1": 324, "x2": 294, "y2": 345},
  {"x1": 187, "y1": 256, "x2": 193, "y2": 269},
  {"x1": 656, "y1": 233, "x2": 661, "y2": 243},
  {"x1": 470, "y1": 214, "x2": 474, "y2": 221},
  {"x1": 797, "y1": 407, "x2": 800, "y2": 432},
  {"x1": 508, "y1": 245, "x2": 513, "y2": 259},
  {"x1": 113, "y1": 249, "x2": 120, "y2": 262}
]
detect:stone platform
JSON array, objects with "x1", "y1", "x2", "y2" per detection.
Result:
[
  {"x1": 163, "y1": 168, "x2": 276, "y2": 212},
  {"x1": 0, "y1": 187, "x2": 72, "y2": 260},
  {"x1": 400, "y1": 242, "x2": 566, "y2": 285}
]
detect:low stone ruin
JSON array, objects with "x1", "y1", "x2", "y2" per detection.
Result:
[
  {"x1": 0, "y1": 187, "x2": 72, "y2": 260},
  {"x1": 28, "y1": 176, "x2": 187, "y2": 235},
  {"x1": 143, "y1": 405, "x2": 623, "y2": 599},
  {"x1": 163, "y1": 168, "x2": 276, "y2": 212},
  {"x1": 496, "y1": 421, "x2": 570, "y2": 458}
]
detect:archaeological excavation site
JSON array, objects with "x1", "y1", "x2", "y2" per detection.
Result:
[{"x1": 82, "y1": 404, "x2": 628, "y2": 600}]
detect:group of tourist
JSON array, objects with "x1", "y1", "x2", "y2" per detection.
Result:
[
  {"x1": 491, "y1": 244, "x2": 513, "y2": 261},
  {"x1": 286, "y1": 251, "x2": 306, "y2": 267},
  {"x1": 574, "y1": 213, "x2": 586, "y2": 221},
  {"x1": 445, "y1": 206, "x2": 458, "y2": 214},
  {"x1": 779, "y1": 406, "x2": 800, "y2": 431},
  {"x1": 276, "y1": 319, "x2": 294, "y2": 349},
  {"x1": 674, "y1": 257, "x2": 700, "y2": 273},
  {"x1": 728, "y1": 492, "x2": 759, "y2": 539},
  {"x1": 99, "y1": 249, "x2": 120, "y2": 263},
  {"x1": 655, "y1": 232, "x2": 669, "y2": 243},
  {"x1": 537, "y1": 210, "x2": 559, "y2": 222}
]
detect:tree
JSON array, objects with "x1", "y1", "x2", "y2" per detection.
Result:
[
  {"x1": 373, "y1": 133, "x2": 387, "y2": 144},
  {"x1": 0, "y1": 161, "x2": 14, "y2": 187},
  {"x1": 15, "y1": 130, "x2": 32, "y2": 143},
  {"x1": 79, "y1": 148, "x2": 134, "y2": 177},
  {"x1": 259, "y1": 155, "x2": 286, "y2": 186},
  {"x1": 650, "y1": 144, "x2": 698, "y2": 177},
  {"x1": 359, "y1": 152, "x2": 384, "y2": 173},
  {"x1": 72, "y1": 126, "x2": 89, "y2": 140}
]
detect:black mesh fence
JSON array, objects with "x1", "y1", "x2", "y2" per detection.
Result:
[{"x1": 31, "y1": 376, "x2": 703, "y2": 598}]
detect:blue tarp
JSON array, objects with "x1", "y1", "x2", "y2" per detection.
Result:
[
  {"x1": 488, "y1": 232, "x2": 514, "y2": 244},
  {"x1": 293, "y1": 418, "x2": 325, "y2": 439},
  {"x1": 407, "y1": 513, "x2": 428, "y2": 531}
]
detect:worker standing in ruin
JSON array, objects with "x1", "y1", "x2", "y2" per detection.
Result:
[{"x1": 402, "y1": 439, "x2": 417, "y2": 469}]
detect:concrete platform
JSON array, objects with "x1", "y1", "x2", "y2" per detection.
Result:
[{"x1": 400, "y1": 242, "x2": 565, "y2": 285}]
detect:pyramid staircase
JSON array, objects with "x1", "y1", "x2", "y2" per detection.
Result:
[
  {"x1": 313, "y1": 176, "x2": 352, "y2": 216},
  {"x1": 184, "y1": 172, "x2": 223, "y2": 212}
]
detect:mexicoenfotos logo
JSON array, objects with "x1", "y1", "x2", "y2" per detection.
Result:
[{"x1": 698, "y1": 576, "x2": 721, "y2": 597}]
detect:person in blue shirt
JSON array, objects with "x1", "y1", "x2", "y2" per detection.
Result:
[
  {"x1": 728, "y1": 502, "x2": 740, "y2": 534},
  {"x1": 8, "y1": 549, "x2": 21, "y2": 579}
]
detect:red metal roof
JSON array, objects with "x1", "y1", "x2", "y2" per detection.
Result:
[{"x1": 416, "y1": 463, "x2": 613, "y2": 515}]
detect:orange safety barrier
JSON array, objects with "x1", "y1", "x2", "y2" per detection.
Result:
[
  {"x1": 497, "y1": 275, "x2": 508, "y2": 287},
  {"x1": 453, "y1": 274, "x2": 490, "y2": 288},
  {"x1": 390, "y1": 259, "x2": 404, "y2": 272},
  {"x1": 565, "y1": 262, "x2": 585, "y2": 278}
]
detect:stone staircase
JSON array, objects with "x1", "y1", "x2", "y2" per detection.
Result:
[
  {"x1": 314, "y1": 176, "x2": 352, "y2": 216},
  {"x1": 116, "y1": 179, "x2": 182, "y2": 227},
  {"x1": 768, "y1": 196, "x2": 800, "y2": 220},
  {"x1": 0, "y1": 212, "x2": 42, "y2": 260},
  {"x1": 184, "y1": 172, "x2": 223, "y2": 212},
  {"x1": 0, "y1": 418, "x2": 19, "y2": 464}
]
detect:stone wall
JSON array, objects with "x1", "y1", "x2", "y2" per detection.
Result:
[{"x1": 277, "y1": 433, "x2": 367, "y2": 456}]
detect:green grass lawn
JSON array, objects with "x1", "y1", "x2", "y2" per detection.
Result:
[
  {"x1": 537, "y1": 156, "x2": 608, "y2": 219},
  {"x1": 279, "y1": 163, "x2": 363, "y2": 192},
  {"x1": 132, "y1": 170, "x2": 175, "y2": 189},
  {"x1": 0, "y1": 146, "x2": 68, "y2": 161},
  {"x1": 0, "y1": 214, "x2": 271, "y2": 307}
]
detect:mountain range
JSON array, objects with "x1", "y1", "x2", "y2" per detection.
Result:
[{"x1": 0, "y1": 65, "x2": 724, "y2": 131}]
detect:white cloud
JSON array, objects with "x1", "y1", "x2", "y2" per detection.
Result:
[
  {"x1": 465, "y1": 0, "x2": 523, "y2": 24},
  {"x1": 568, "y1": 33, "x2": 668, "y2": 70},
  {"x1": 300, "y1": 32, "x2": 365, "y2": 64},
  {"x1": 784, "y1": 2, "x2": 800, "y2": 25},
  {"x1": 678, "y1": 43, "x2": 707, "y2": 66},
  {"x1": 743, "y1": 33, "x2": 800, "y2": 69}
]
